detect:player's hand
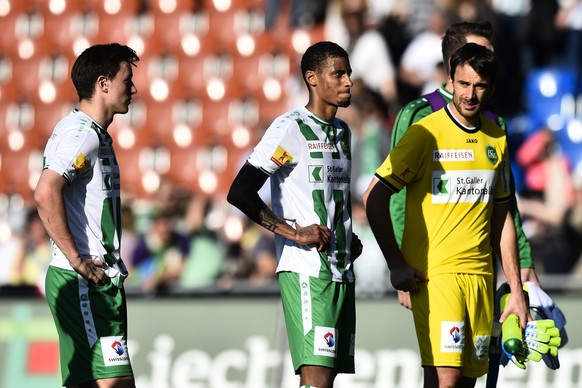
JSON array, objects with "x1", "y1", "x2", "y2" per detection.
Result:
[
  {"x1": 499, "y1": 291, "x2": 531, "y2": 329},
  {"x1": 294, "y1": 222, "x2": 331, "y2": 253},
  {"x1": 71, "y1": 255, "x2": 111, "y2": 286},
  {"x1": 397, "y1": 290, "x2": 413, "y2": 310},
  {"x1": 390, "y1": 264, "x2": 426, "y2": 293},
  {"x1": 502, "y1": 319, "x2": 561, "y2": 369},
  {"x1": 350, "y1": 232, "x2": 363, "y2": 261}
]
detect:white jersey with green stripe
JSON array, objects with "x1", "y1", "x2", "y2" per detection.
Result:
[
  {"x1": 42, "y1": 110, "x2": 123, "y2": 270},
  {"x1": 247, "y1": 106, "x2": 355, "y2": 283}
]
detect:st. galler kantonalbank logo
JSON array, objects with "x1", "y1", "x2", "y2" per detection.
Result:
[
  {"x1": 309, "y1": 165, "x2": 324, "y2": 183},
  {"x1": 434, "y1": 176, "x2": 451, "y2": 196}
]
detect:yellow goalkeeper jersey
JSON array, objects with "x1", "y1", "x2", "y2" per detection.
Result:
[{"x1": 375, "y1": 105, "x2": 511, "y2": 277}]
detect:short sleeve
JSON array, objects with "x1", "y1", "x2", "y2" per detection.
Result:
[
  {"x1": 44, "y1": 127, "x2": 99, "y2": 183},
  {"x1": 247, "y1": 115, "x2": 302, "y2": 176},
  {"x1": 375, "y1": 124, "x2": 428, "y2": 191}
]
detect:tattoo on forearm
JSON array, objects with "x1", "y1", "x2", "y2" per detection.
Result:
[{"x1": 260, "y1": 210, "x2": 280, "y2": 232}]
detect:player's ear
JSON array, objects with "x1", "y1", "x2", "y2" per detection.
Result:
[
  {"x1": 305, "y1": 70, "x2": 317, "y2": 87},
  {"x1": 97, "y1": 75, "x2": 109, "y2": 93}
]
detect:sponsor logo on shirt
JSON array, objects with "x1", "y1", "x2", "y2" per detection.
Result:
[
  {"x1": 270, "y1": 146, "x2": 293, "y2": 167},
  {"x1": 103, "y1": 172, "x2": 121, "y2": 191},
  {"x1": 326, "y1": 165, "x2": 350, "y2": 184},
  {"x1": 309, "y1": 165, "x2": 324, "y2": 183},
  {"x1": 72, "y1": 152, "x2": 90, "y2": 174},
  {"x1": 441, "y1": 321, "x2": 464, "y2": 353},
  {"x1": 432, "y1": 170, "x2": 496, "y2": 204},
  {"x1": 314, "y1": 326, "x2": 337, "y2": 358},
  {"x1": 307, "y1": 141, "x2": 337, "y2": 152},
  {"x1": 473, "y1": 335, "x2": 491, "y2": 360},
  {"x1": 433, "y1": 149, "x2": 474, "y2": 162}
]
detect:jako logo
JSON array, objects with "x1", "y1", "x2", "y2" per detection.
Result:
[
  {"x1": 111, "y1": 341, "x2": 125, "y2": 356},
  {"x1": 449, "y1": 327, "x2": 461, "y2": 343},
  {"x1": 324, "y1": 332, "x2": 335, "y2": 347}
]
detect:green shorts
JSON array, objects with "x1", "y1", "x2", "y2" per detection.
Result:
[
  {"x1": 45, "y1": 266, "x2": 134, "y2": 386},
  {"x1": 278, "y1": 271, "x2": 356, "y2": 374}
]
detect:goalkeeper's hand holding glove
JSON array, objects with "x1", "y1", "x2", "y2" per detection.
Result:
[{"x1": 502, "y1": 319, "x2": 561, "y2": 369}]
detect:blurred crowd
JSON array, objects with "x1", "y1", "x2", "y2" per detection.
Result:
[{"x1": 1, "y1": 0, "x2": 582, "y2": 298}]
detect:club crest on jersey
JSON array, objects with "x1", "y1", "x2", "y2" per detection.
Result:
[
  {"x1": 270, "y1": 145, "x2": 293, "y2": 167},
  {"x1": 485, "y1": 145, "x2": 498, "y2": 165}
]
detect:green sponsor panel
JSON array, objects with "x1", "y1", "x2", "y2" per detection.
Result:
[{"x1": 0, "y1": 295, "x2": 580, "y2": 387}]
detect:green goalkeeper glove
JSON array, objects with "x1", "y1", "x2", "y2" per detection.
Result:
[
  {"x1": 522, "y1": 319, "x2": 561, "y2": 360},
  {"x1": 502, "y1": 319, "x2": 561, "y2": 369}
]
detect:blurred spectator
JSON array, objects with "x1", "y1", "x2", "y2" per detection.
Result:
[
  {"x1": 325, "y1": 0, "x2": 398, "y2": 108},
  {"x1": 218, "y1": 218, "x2": 278, "y2": 289},
  {"x1": 516, "y1": 129, "x2": 575, "y2": 202},
  {"x1": 129, "y1": 207, "x2": 190, "y2": 294},
  {"x1": 490, "y1": 0, "x2": 562, "y2": 116},
  {"x1": 10, "y1": 208, "x2": 52, "y2": 296},
  {"x1": 179, "y1": 194, "x2": 228, "y2": 289},
  {"x1": 439, "y1": 0, "x2": 496, "y2": 23},
  {"x1": 397, "y1": 8, "x2": 449, "y2": 99},
  {"x1": 522, "y1": 0, "x2": 563, "y2": 68},
  {"x1": 351, "y1": 199, "x2": 388, "y2": 298},
  {"x1": 555, "y1": 0, "x2": 582, "y2": 88},
  {"x1": 376, "y1": 0, "x2": 412, "y2": 75},
  {"x1": 401, "y1": 0, "x2": 439, "y2": 36},
  {"x1": 516, "y1": 129, "x2": 577, "y2": 273},
  {"x1": 241, "y1": 224, "x2": 278, "y2": 285},
  {"x1": 120, "y1": 204, "x2": 138, "y2": 273},
  {"x1": 336, "y1": 79, "x2": 391, "y2": 197},
  {"x1": 489, "y1": 0, "x2": 529, "y2": 117},
  {"x1": 570, "y1": 173, "x2": 582, "y2": 274},
  {"x1": 265, "y1": 0, "x2": 329, "y2": 29}
]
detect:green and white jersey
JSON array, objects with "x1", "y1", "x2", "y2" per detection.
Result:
[
  {"x1": 248, "y1": 106, "x2": 355, "y2": 283},
  {"x1": 42, "y1": 110, "x2": 122, "y2": 270}
]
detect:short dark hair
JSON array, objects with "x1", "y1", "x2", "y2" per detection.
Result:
[
  {"x1": 442, "y1": 21, "x2": 493, "y2": 75},
  {"x1": 300, "y1": 41, "x2": 349, "y2": 85},
  {"x1": 449, "y1": 42, "x2": 498, "y2": 84},
  {"x1": 71, "y1": 43, "x2": 139, "y2": 101}
]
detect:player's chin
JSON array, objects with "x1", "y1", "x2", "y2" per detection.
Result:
[
  {"x1": 118, "y1": 104, "x2": 131, "y2": 114},
  {"x1": 338, "y1": 98, "x2": 351, "y2": 108}
]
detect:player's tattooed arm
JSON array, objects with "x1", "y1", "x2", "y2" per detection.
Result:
[
  {"x1": 227, "y1": 161, "x2": 293, "y2": 237},
  {"x1": 228, "y1": 162, "x2": 328, "y2": 247},
  {"x1": 259, "y1": 209, "x2": 283, "y2": 232}
]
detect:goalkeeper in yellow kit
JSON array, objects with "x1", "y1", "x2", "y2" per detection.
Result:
[
  {"x1": 382, "y1": 20, "x2": 566, "y2": 386},
  {"x1": 364, "y1": 42, "x2": 530, "y2": 388}
]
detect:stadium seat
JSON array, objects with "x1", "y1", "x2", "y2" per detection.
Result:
[
  {"x1": 116, "y1": 148, "x2": 148, "y2": 198},
  {"x1": 33, "y1": 102, "x2": 75, "y2": 139},
  {"x1": 85, "y1": 0, "x2": 142, "y2": 16},
  {"x1": 557, "y1": 118, "x2": 582, "y2": 172},
  {"x1": 524, "y1": 67, "x2": 578, "y2": 134},
  {"x1": 145, "y1": 101, "x2": 175, "y2": 147},
  {"x1": 42, "y1": 14, "x2": 80, "y2": 59},
  {"x1": 0, "y1": 14, "x2": 20, "y2": 58},
  {"x1": 1, "y1": 147, "x2": 43, "y2": 202},
  {"x1": 147, "y1": 0, "x2": 195, "y2": 15}
]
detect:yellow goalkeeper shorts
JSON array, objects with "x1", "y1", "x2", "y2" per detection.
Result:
[{"x1": 411, "y1": 272, "x2": 494, "y2": 378}]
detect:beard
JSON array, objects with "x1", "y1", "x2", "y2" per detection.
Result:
[{"x1": 453, "y1": 98, "x2": 481, "y2": 124}]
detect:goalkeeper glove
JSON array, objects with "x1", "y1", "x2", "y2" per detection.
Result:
[{"x1": 502, "y1": 319, "x2": 561, "y2": 369}]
